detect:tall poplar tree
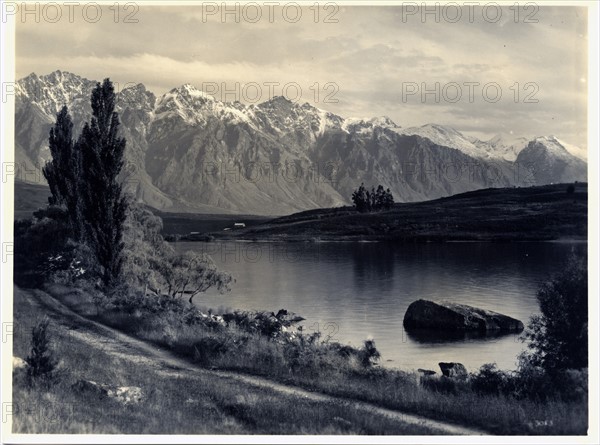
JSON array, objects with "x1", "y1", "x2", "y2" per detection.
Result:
[
  {"x1": 43, "y1": 106, "x2": 82, "y2": 237},
  {"x1": 77, "y1": 79, "x2": 128, "y2": 287}
]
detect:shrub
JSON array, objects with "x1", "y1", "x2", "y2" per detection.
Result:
[
  {"x1": 223, "y1": 309, "x2": 304, "y2": 338},
  {"x1": 514, "y1": 359, "x2": 587, "y2": 402},
  {"x1": 420, "y1": 376, "x2": 459, "y2": 394},
  {"x1": 553, "y1": 369, "x2": 588, "y2": 401},
  {"x1": 25, "y1": 318, "x2": 58, "y2": 385},
  {"x1": 358, "y1": 340, "x2": 381, "y2": 367},
  {"x1": 49, "y1": 240, "x2": 100, "y2": 287},
  {"x1": 470, "y1": 363, "x2": 512, "y2": 396},
  {"x1": 193, "y1": 336, "x2": 232, "y2": 365},
  {"x1": 14, "y1": 207, "x2": 71, "y2": 285},
  {"x1": 513, "y1": 359, "x2": 559, "y2": 400}
]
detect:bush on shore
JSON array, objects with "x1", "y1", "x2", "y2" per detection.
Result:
[
  {"x1": 90, "y1": 285, "x2": 382, "y2": 378},
  {"x1": 469, "y1": 362, "x2": 587, "y2": 402}
]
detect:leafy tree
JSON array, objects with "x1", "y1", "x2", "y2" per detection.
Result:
[
  {"x1": 373, "y1": 185, "x2": 394, "y2": 210},
  {"x1": 366, "y1": 186, "x2": 375, "y2": 212},
  {"x1": 383, "y1": 187, "x2": 394, "y2": 210},
  {"x1": 352, "y1": 183, "x2": 368, "y2": 213},
  {"x1": 77, "y1": 79, "x2": 128, "y2": 288},
  {"x1": 121, "y1": 203, "x2": 174, "y2": 296},
  {"x1": 161, "y1": 251, "x2": 233, "y2": 304},
  {"x1": 374, "y1": 185, "x2": 385, "y2": 208},
  {"x1": 522, "y1": 254, "x2": 588, "y2": 373}
]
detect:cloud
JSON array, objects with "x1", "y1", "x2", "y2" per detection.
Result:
[{"x1": 15, "y1": 4, "x2": 588, "y2": 149}]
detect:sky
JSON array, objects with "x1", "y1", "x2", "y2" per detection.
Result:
[{"x1": 15, "y1": 3, "x2": 588, "y2": 148}]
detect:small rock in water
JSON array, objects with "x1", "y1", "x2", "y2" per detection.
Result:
[
  {"x1": 417, "y1": 368, "x2": 437, "y2": 376},
  {"x1": 439, "y1": 362, "x2": 468, "y2": 379}
]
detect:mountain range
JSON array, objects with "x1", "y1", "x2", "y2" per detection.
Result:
[{"x1": 14, "y1": 71, "x2": 588, "y2": 215}]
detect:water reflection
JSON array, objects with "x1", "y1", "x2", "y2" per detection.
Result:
[
  {"x1": 351, "y1": 243, "x2": 395, "y2": 294},
  {"x1": 405, "y1": 328, "x2": 508, "y2": 344}
]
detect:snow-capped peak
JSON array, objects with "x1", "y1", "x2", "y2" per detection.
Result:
[
  {"x1": 370, "y1": 116, "x2": 399, "y2": 128},
  {"x1": 469, "y1": 133, "x2": 530, "y2": 161},
  {"x1": 16, "y1": 70, "x2": 96, "y2": 119},
  {"x1": 342, "y1": 116, "x2": 399, "y2": 133},
  {"x1": 554, "y1": 137, "x2": 587, "y2": 161},
  {"x1": 117, "y1": 83, "x2": 156, "y2": 113},
  {"x1": 155, "y1": 84, "x2": 257, "y2": 126},
  {"x1": 486, "y1": 133, "x2": 527, "y2": 148},
  {"x1": 398, "y1": 123, "x2": 485, "y2": 159},
  {"x1": 526, "y1": 135, "x2": 581, "y2": 161},
  {"x1": 161, "y1": 84, "x2": 216, "y2": 103},
  {"x1": 179, "y1": 83, "x2": 215, "y2": 100}
]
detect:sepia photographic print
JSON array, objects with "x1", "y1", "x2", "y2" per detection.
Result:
[{"x1": 1, "y1": 1, "x2": 598, "y2": 442}]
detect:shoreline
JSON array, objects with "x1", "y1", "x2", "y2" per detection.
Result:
[{"x1": 169, "y1": 237, "x2": 589, "y2": 244}]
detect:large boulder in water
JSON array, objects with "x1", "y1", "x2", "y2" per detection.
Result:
[{"x1": 403, "y1": 299, "x2": 524, "y2": 332}]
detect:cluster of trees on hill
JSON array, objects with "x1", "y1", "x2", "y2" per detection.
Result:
[
  {"x1": 351, "y1": 183, "x2": 394, "y2": 213},
  {"x1": 17, "y1": 79, "x2": 231, "y2": 303}
]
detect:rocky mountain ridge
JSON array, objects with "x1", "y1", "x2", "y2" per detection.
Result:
[{"x1": 14, "y1": 71, "x2": 587, "y2": 215}]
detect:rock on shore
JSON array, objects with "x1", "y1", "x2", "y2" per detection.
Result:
[
  {"x1": 403, "y1": 299, "x2": 524, "y2": 332},
  {"x1": 439, "y1": 362, "x2": 468, "y2": 378}
]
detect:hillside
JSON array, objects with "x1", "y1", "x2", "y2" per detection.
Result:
[
  {"x1": 13, "y1": 181, "x2": 51, "y2": 220},
  {"x1": 13, "y1": 181, "x2": 587, "y2": 242},
  {"x1": 207, "y1": 183, "x2": 588, "y2": 242},
  {"x1": 13, "y1": 181, "x2": 269, "y2": 234}
]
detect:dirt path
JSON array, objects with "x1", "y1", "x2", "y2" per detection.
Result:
[{"x1": 18, "y1": 287, "x2": 488, "y2": 436}]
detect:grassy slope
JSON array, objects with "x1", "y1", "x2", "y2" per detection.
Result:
[
  {"x1": 209, "y1": 183, "x2": 588, "y2": 242},
  {"x1": 12, "y1": 286, "x2": 439, "y2": 435}
]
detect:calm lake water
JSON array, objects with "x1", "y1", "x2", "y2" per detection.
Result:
[{"x1": 174, "y1": 241, "x2": 586, "y2": 372}]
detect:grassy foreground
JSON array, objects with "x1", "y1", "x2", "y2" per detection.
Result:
[
  {"x1": 12, "y1": 286, "x2": 440, "y2": 435},
  {"x1": 12, "y1": 283, "x2": 588, "y2": 435}
]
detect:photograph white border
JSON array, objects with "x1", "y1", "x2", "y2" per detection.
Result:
[{"x1": 1, "y1": 1, "x2": 598, "y2": 443}]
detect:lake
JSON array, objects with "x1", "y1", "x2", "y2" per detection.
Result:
[{"x1": 174, "y1": 240, "x2": 586, "y2": 372}]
